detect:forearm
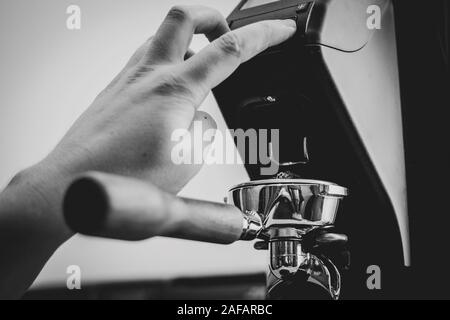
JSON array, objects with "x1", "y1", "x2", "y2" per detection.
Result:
[{"x1": 0, "y1": 164, "x2": 73, "y2": 299}]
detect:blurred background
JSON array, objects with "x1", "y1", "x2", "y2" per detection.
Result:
[{"x1": 0, "y1": 0, "x2": 267, "y2": 293}]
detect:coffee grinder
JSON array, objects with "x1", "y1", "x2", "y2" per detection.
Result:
[{"x1": 214, "y1": 0, "x2": 409, "y2": 299}]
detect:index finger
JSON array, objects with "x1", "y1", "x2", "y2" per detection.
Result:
[
  {"x1": 145, "y1": 5, "x2": 230, "y2": 64},
  {"x1": 180, "y1": 19, "x2": 297, "y2": 93}
]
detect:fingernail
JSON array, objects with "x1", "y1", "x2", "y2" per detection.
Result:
[{"x1": 281, "y1": 19, "x2": 297, "y2": 29}]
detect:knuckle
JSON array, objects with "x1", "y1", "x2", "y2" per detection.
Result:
[
  {"x1": 216, "y1": 32, "x2": 242, "y2": 58},
  {"x1": 208, "y1": 8, "x2": 225, "y2": 23},
  {"x1": 151, "y1": 73, "x2": 196, "y2": 101},
  {"x1": 127, "y1": 64, "x2": 157, "y2": 84},
  {"x1": 166, "y1": 6, "x2": 191, "y2": 23}
]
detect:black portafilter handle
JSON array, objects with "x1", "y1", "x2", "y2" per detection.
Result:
[{"x1": 63, "y1": 172, "x2": 246, "y2": 244}]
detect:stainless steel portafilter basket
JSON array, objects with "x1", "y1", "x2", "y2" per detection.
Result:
[{"x1": 228, "y1": 179, "x2": 348, "y2": 238}]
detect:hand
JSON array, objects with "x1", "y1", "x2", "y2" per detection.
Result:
[
  {"x1": 0, "y1": 5, "x2": 296, "y2": 298},
  {"x1": 48, "y1": 6, "x2": 296, "y2": 194}
]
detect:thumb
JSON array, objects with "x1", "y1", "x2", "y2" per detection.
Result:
[
  {"x1": 156, "y1": 110, "x2": 217, "y2": 194},
  {"x1": 181, "y1": 110, "x2": 217, "y2": 178}
]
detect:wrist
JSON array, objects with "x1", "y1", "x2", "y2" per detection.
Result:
[
  {"x1": 0, "y1": 163, "x2": 75, "y2": 299},
  {"x1": 3, "y1": 162, "x2": 75, "y2": 244}
]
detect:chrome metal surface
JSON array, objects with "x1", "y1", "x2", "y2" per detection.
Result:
[
  {"x1": 240, "y1": 211, "x2": 263, "y2": 241},
  {"x1": 267, "y1": 249, "x2": 341, "y2": 300},
  {"x1": 229, "y1": 179, "x2": 347, "y2": 300},
  {"x1": 229, "y1": 179, "x2": 348, "y2": 238},
  {"x1": 269, "y1": 239, "x2": 306, "y2": 279}
]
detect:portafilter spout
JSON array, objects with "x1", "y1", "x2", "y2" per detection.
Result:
[{"x1": 228, "y1": 179, "x2": 348, "y2": 300}]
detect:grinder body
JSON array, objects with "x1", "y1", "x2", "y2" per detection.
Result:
[{"x1": 214, "y1": 0, "x2": 409, "y2": 299}]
